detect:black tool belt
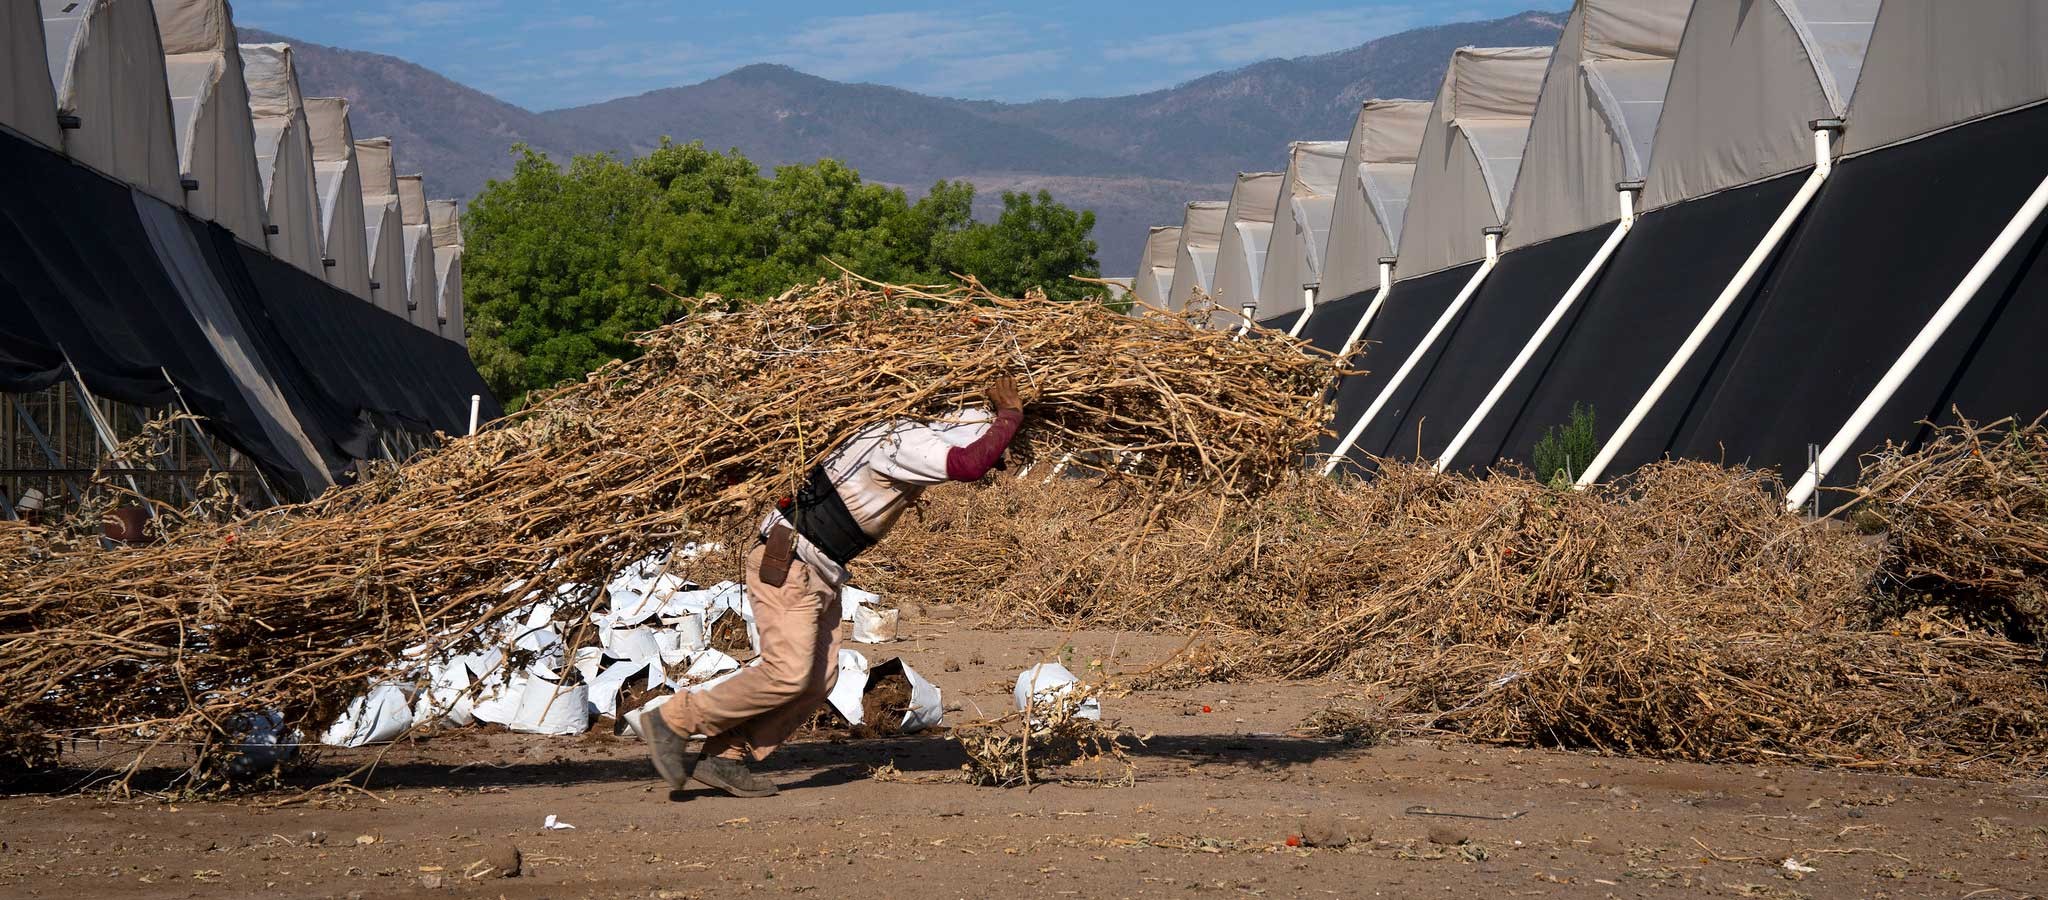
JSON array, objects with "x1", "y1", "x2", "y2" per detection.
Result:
[{"x1": 787, "y1": 464, "x2": 874, "y2": 566}]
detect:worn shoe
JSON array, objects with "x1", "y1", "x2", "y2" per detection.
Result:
[
  {"x1": 641, "y1": 713, "x2": 698, "y2": 790},
  {"x1": 691, "y1": 756, "x2": 780, "y2": 798}
]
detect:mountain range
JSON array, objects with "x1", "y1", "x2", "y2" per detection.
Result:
[{"x1": 246, "y1": 10, "x2": 1565, "y2": 271}]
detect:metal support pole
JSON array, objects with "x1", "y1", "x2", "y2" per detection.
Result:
[
  {"x1": 61, "y1": 358, "x2": 156, "y2": 519},
  {"x1": 161, "y1": 368, "x2": 278, "y2": 508},
  {"x1": 1783, "y1": 171, "x2": 2048, "y2": 511},
  {"x1": 1234, "y1": 304, "x2": 1257, "y2": 337},
  {"x1": 1437, "y1": 186, "x2": 1641, "y2": 472},
  {"x1": 1577, "y1": 124, "x2": 1842, "y2": 489},
  {"x1": 1338, "y1": 259, "x2": 1398, "y2": 358},
  {"x1": 1324, "y1": 232, "x2": 1502, "y2": 476},
  {"x1": 7, "y1": 395, "x2": 88, "y2": 504}
]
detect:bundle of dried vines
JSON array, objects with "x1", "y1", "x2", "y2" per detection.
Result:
[
  {"x1": 0, "y1": 276, "x2": 1336, "y2": 772},
  {"x1": 869, "y1": 453, "x2": 2048, "y2": 775},
  {"x1": 1855, "y1": 416, "x2": 2048, "y2": 640}
]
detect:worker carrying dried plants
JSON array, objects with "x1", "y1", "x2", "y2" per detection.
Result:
[{"x1": 643, "y1": 376, "x2": 1026, "y2": 797}]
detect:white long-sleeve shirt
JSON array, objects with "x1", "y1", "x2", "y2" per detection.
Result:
[{"x1": 758, "y1": 408, "x2": 997, "y2": 587}]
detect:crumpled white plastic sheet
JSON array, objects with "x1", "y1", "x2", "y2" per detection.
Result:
[
  {"x1": 826, "y1": 653, "x2": 943, "y2": 733},
  {"x1": 322, "y1": 682, "x2": 417, "y2": 747},
  {"x1": 1014, "y1": 662, "x2": 1101, "y2": 721},
  {"x1": 852, "y1": 606, "x2": 899, "y2": 644},
  {"x1": 839, "y1": 585, "x2": 880, "y2": 622},
  {"x1": 510, "y1": 674, "x2": 590, "y2": 735}
]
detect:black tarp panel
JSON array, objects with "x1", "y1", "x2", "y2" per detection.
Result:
[
  {"x1": 0, "y1": 130, "x2": 502, "y2": 498},
  {"x1": 1477, "y1": 175, "x2": 1807, "y2": 471},
  {"x1": 1257, "y1": 310, "x2": 1305, "y2": 334},
  {"x1": 1297, "y1": 288, "x2": 1378, "y2": 356},
  {"x1": 0, "y1": 129, "x2": 324, "y2": 492},
  {"x1": 1373, "y1": 227, "x2": 1609, "y2": 464},
  {"x1": 1666, "y1": 101, "x2": 2048, "y2": 492},
  {"x1": 1320, "y1": 264, "x2": 1478, "y2": 469},
  {"x1": 0, "y1": 287, "x2": 63, "y2": 392},
  {"x1": 232, "y1": 237, "x2": 496, "y2": 438}
]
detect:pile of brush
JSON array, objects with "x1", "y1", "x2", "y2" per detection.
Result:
[
  {"x1": 867, "y1": 420, "x2": 2048, "y2": 776},
  {"x1": 0, "y1": 276, "x2": 1336, "y2": 774}
]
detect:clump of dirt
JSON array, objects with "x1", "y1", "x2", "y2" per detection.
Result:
[
  {"x1": 850, "y1": 671, "x2": 914, "y2": 739},
  {"x1": 707, "y1": 610, "x2": 752, "y2": 656}
]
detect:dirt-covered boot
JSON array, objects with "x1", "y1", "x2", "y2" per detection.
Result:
[
  {"x1": 691, "y1": 756, "x2": 780, "y2": 798},
  {"x1": 641, "y1": 713, "x2": 698, "y2": 789}
]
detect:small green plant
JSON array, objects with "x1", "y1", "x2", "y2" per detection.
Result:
[{"x1": 1532, "y1": 403, "x2": 1599, "y2": 487}]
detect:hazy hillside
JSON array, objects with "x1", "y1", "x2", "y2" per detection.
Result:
[{"x1": 256, "y1": 10, "x2": 1566, "y2": 271}]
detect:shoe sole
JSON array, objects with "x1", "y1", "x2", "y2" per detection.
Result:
[
  {"x1": 692, "y1": 765, "x2": 780, "y2": 798},
  {"x1": 642, "y1": 717, "x2": 698, "y2": 790}
]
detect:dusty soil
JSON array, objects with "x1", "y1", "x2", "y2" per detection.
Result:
[{"x1": 3, "y1": 610, "x2": 2044, "y2": 899}]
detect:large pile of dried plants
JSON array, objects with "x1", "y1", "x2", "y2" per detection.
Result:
[
  {"x1": 0, "y1": 277, "x2": 1335, "y2": 774},
  {"x1": 866, "y1": 420, "x2": 2048, "y2": 776}
]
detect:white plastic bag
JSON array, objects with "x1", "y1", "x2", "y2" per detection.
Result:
[
  {"x1": 603, "y1": 626, "x2": 662, "y2": 663},
  {"x1": 870, "y1": 657, "x2": 944, "y2": 732},
  {"x1": 589, "y1": 659, "x2": 665, "y2": 718},
  {"x1": 1014, "y1": 663, "x2": 1101, "y2": 720},
  {"x1": 510, "y1": 675, "x2": 591, "y2": 735},
  {"x1": 839, "y1": 585, "x2": 881, "y2": 622},
  {"x1": 852, "y1": 606, "x2": 899, "y2": 644},
  {"x1": 824, "y1": 649, "x2": 873, "y2": 723},
  {"x1": 322, "y1": 683, "x2": 416, "y2": 747}
]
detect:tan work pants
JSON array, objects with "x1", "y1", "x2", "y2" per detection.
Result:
[{"x1": 659, "y1": 545, "x2": 841, "y2": 761}]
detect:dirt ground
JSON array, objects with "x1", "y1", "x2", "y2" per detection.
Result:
[{"x1": 4, "y1": 612, "x2": 2045, "y2": 900}]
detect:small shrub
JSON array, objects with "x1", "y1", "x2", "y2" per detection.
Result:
[{"x1": 1533, "y1": 403, "x2": 1598, "y2": 486}]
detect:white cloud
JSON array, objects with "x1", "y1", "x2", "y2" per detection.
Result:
[{"x1": 1124, "y1": 7, "x2": 1438, "y2": 68}]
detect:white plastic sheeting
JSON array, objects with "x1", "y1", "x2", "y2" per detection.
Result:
[
  {"x1": 1166, "y1": 200, "x2": 1229, "y2": 312},
  {"x1": 1014, "y1": 663, "x2": 1101, "y2": 721},
  {"x1": 357, "y1": 138, "x2": 413, "y2": 319},
  {"x1": 1841, "y1": 0, "x2": 2048, "y2": 156},
  {"x1": 1321, "y1": 100, "x2": 1430, "y2": 302},
  {"x1": 304, "y1": 98, "x2": 372, "y2": 300},
  {"x1": 43, "y1": 0, "x2": 184, "y2": 204},
  {"x1": 1210, "y1": 171, "x2": 1285, "y2": 326},
  {"x1": 155, "y1": 0, "x2": 267, "y2": 246},
  {"x1": 397, "y1": 173, "x2": 441, "y2": 332},
  {"x1": 1129, "y1": 225, "x2": 1181, "y2": 310},
  {"x1": 3, "y1": 1, "x2": 61, "y2": 148},
  {"x1": 1643, "y1": 0, "x2": 1881, "y2": 210},
  {"x1": 1396, "y1": 46, "x2": 1551, "y2": 278},
  {"x1": 1503, "y1": 0, "x2": 1687, "y2": 250},
  {"x1": 1257, "y1": 141, "x2": 1348, "y2": 320},
  {"x1": 428, "y1": 198, "x2": 465, "y2": 342},
  {"x1": 239, "y1": 43, "x2": 324, "y2": 276}
]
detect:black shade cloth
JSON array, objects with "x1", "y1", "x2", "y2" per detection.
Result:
[
  {"x1": 1296, "y1": 287, "x2": 1378, "y2": 356},
  {"x1": 1321, "y1": 263, "x2": 1480, "y2": 470},
  {"x1": 0, "y1": 129, "x2": 321, "y2": 493},
  {"x1": 1663, "y1": 101, "x2": 2048, "y2": 496},
  {"x1": 231, "y1": 236, "x2": 497, "y2": 438},
  {"x1": 0, "y1": 130, "x2": 501, "y2": 498},
  {"x1": 1257, "y1": 309, "x2": 1304, "y2": 334},
  {"x1": 1475, "y1": 174, "x2": 1807, "y2": 471},
  {"x1": 1373, "y1": 227, "x2": 1610, "y2": 465}
]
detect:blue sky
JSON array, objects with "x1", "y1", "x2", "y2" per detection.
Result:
[{"x1": 232, "y1": 1, "x2": 1534, "y2": 111}]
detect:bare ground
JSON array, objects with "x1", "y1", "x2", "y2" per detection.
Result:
[{"x1": 3, "y1": 614, "x2": 2044, "y2": 900}]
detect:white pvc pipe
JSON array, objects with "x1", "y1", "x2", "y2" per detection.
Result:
[
  {"x1": 1338, "y1": 261, "x2": 1397, "y2": 358},
  {"x1": 1575, "y1": 128, "x2": 1838, "y2": 489},
  {"x1": 1784, "y1": 172, "x2": 2048, "y2": 512},
  {"x1": 1437, "y1": 191, "x2": 1637, "y2": 472},
  {"x1": 1323, "y1": 235, "x2": 1501, "y2": 476},
  {"x1": 468, "y1": 394, "x2": 482, "y2": 436},
  {"x1": 1287, "y1": 284, "x2": 1318, "y2": 338}
]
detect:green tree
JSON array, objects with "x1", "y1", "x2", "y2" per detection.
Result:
[
  {"x1": 464, "y1": 143, "x2": 1104, "y2": 407},
  {"x1": 935, "y1": 190, "x2": 1102, "y2": 301}
]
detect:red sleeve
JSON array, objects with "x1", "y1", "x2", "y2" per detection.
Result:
[{"x1": 945, "y1": 409, "x2": 1023, "y2": 482}]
